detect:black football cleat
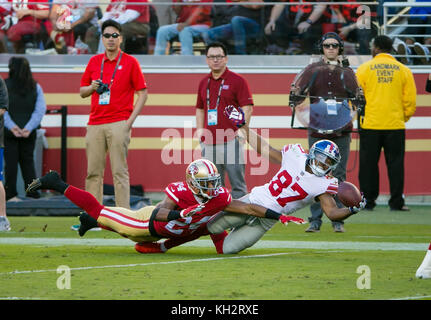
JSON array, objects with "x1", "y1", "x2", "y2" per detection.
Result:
[
  {"x1": 78, "y1": 212, "x2": 99, "y2": 237},
  {"x1": 26, "y1": 170, "x2": 68, "y2": 194}
]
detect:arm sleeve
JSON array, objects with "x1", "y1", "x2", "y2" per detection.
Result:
[
  {"x1": 130, "y1": 57, "x2": 147, "y2": 91},
  {"x1": 402, "y1": 68, "x2": 417, "y2": 122},
  {"x1": 24, "y1": 83, "x2": 47, "y2": 132},
  {"x1": 0, "y1": 78, "x2": 8, "y2": 110},
  {"x1": 4, "y1": 111, "x2": 16, "y2": 130}
]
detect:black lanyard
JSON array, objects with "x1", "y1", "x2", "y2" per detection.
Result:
[
  {"x1": 207, "y1": 78, "x2": 225, "y2": 110},
  {"x1": 100, "y1": 51, "x2": 123, "y2": 89}
]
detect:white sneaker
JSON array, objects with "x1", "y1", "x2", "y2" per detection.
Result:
[
  {"x1": 413, "y1": 42, "x2": 430, "y2": 65},
  {"x1": 0, "y1": 216, "x2": 11, "y2": 231},
  {"x1": 396, "y1": 40, "x2": 413, "y2": 65},
  {"x1": 416, "y1": 248, "x2": 431, "y2": 279}
]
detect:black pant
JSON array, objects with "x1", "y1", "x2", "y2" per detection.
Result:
[
  {"x1": 358, "y1": 129, "x2": 405, "y2": 209},
  {"x1": 4, "y1": 129, "x2": 38, "y2": 200}
]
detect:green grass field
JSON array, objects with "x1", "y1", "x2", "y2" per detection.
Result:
[{"x1": 1, "y1": 205, "x2": 430, "y2": 301}]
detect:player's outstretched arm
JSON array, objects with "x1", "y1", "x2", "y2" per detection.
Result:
[
  {"x1": 319, "y1": 193, "x2": 366, "y2": 221},
  {"x1": 240, "y1": 125, "x2": 282, "y2": 164},
  {"x1": 152, "y1": 204, "x2": 205, "y2": 222},
  {"x1": 224, "y1": 200, "x2": 306, "y2": 225}
]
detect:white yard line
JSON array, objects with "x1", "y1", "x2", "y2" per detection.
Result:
[
  {"x1": 391, "y1": 295, "x2": 431, "y2": 300},
  {"x1": 0, "y1": 252, "x2": 300, "y2": 275},
  {"x1": 0, "y1": 237, "x2": 428, "y2": 251}
]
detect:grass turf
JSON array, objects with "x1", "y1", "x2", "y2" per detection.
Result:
[{"x1": 0, "y1": 205, "x2": 430, "y2": 300}]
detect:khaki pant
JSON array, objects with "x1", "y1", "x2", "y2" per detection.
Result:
[{"x1": 85, "y1": 121, "x2": 131, "y2": 208}]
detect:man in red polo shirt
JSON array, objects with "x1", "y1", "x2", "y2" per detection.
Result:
[
  {"x1": 80, "y1": 19, "x2": 147, "y2": 209},
  {"x1": 196, "y1": 42, "x2": 254, "y2": 199}
]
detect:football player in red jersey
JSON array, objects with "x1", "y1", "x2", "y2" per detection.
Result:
[{"x1": 26, "y1": 159, "x2": 303, "y2": 254}]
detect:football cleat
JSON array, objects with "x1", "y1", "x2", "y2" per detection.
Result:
[
  {"x1": 77, "y1": 212, "x2": 99, "y2": 237},
  {"x1": 135, "y1": 242, "x2": 164, "y2": 254},
  {"x1": 416, "y1": 248, "x2": 431, "y2": 279},
  {"x1": 26, "y1": 170, "x2": 67, "y2": 193},
  {"x1": 0, "y1": 217, "x2": 11, "y2": 232}
]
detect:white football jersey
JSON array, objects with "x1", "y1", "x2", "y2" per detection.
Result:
[{"x1": 249, "y1": 144, "x2": 339, "y2": 215}]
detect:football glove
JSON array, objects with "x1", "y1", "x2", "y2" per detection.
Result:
[
  {"x1": 224, "y1": 105, "x2": 246, "y2": 128},
  {"x1": 180, "y1": 203, "x2": 205, "y2": 218},
  {"x1": 1, "y1": 15, "x2": 18, "y2": 30},
  {"x1": 279, "y1": 215, "x2": 307, "y2": 226},
  {"x1": 348, "y1": 195, "x2": 367, "y2": 214}
]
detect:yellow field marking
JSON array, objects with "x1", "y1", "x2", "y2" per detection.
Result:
[
  {"x1": 45, "y1": 137, "x2": 431, "y2": 152},
  {"x1": 44, "y1": 93, "x2": 431, "y2": 107}
]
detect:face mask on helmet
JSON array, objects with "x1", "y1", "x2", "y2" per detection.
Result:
[
  {"x1": 308, "y1": 140, "x2": 341, "y2": 177},
  {"x1": 186, "y1": 160, "x2": 221, "y2": 199}
]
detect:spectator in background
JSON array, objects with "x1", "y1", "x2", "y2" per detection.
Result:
[
  {"x1": 48, "y1": 0, "x2": 98, "y2": 54},
  {"x1": 0, "y1": 76, "x2": 10, "y2": 231},
  {"x1": 80, "y1": 20, "x2": 148, "y2": 208},
  {"x1": 331, "y1": 0, "x2": 377, "y2": 55},
  {"x1": 202, "y1": 0, "x2": 272, "y2": 55},
  {"x1": 356, "y1": 35, "x2": 416, "y2": 211},
  {"x1": 97, "y1": 0, "x2": 150, "y2": 54},
  {"x1": 3, "y1": 57, "x2": 46, "y2": 201},
  {"x1": 284, "y1": 0, "x2": 328, "y2": 54},
  {"x1": 195, "y1": 42, "x2": 253, "y2": 199},
  {"x1": 394, "y1": 0, "x2": 431, "y2": 65},
  {"x1": 152, "y1": 0, "x2": 177, "y2": 28},
  {"x1": 154, "y1": 0, "x2": 212, "y2": 55},
  {"x1": 0, "y1": 0, "x2": 49, "y2": 53}
]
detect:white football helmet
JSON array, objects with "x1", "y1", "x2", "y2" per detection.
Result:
[
  {"x1": 186, "y1": 159, "x2": 221, "y2": 200},
  {"x1": 308, "y1": 140, "x2": 341, "y2": 177}
]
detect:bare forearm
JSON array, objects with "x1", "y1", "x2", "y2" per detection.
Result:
[{"x1": 80, "y1": 85, "x2": 95, "y2": 98}]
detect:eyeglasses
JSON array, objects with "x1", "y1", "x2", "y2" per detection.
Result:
[
  {"x1": 102, "y1": 33, "x2": 121, "y2": 39},
  {"x1": 323, "y1": 43, "x2": 340, "y2": 49},
  {"x1": 207, "y1": 55, "x2": 226, "y2": 61}
]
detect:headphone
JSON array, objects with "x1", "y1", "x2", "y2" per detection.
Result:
[{"x1": 318, "y1": 32, "x2": 344, "y2": 55}]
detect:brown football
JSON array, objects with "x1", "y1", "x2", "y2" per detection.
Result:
[{"x1": 338, "y1": 181, "x2": 362, "y2": 208}]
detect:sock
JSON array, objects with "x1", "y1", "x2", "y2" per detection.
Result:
[
  {"x1": 64, "y1": 186, "x2": 104, "y2": 220},
  {"x1": 210, "y1": 231, "x2": 228, "y2": 254}
]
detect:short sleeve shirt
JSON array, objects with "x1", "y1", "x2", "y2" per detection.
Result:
[
  {"x1": 80, "y1": 51, "x2": 147, "y2": 125},
  {"x1": 196, "y1": 68, "x2": 253, "y2": 144}
]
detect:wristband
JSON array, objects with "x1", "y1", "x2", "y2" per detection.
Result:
[
  {"x1": 348, "y1": 207, "x2": 358, "y2": 215},
  {"x1": 167, "y1": 210, "x2": 182, "y2": 221},
  {"x1": 306, "y1": 19, "x2": 313, "y2": 25},
  {"x1": 265, "y1": 209, "x2": 282, "y2": 220}
]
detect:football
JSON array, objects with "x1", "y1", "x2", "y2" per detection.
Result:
[{"x1": 338, "y1": 181, "x2": 362, "y2": 208}]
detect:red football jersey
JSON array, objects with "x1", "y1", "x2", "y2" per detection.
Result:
[{"x1": 152, "y1": 181, "x2": 232, "y2": 238}]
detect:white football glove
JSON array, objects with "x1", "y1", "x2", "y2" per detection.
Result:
[
  {"x1": 180, "y1": 203, "x2": 205, "y2": 218},
  {"x1": 348, "y1": 195, "x2": 367, "y2": 214},
  {"x1": 1, "y1": 15, "x2": 18, "y2": 30}
]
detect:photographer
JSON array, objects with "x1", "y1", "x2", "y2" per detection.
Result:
[
  {"x1": 80, "y1": 19, "x2": 148, "y2": 209},
  {"x1": 290, "y1": 32, "x2": 363, "y2": 233}
]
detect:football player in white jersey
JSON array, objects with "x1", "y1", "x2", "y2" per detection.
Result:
[{"x1": 205, "y1": 106, "x2": 367, "y2": 254}]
